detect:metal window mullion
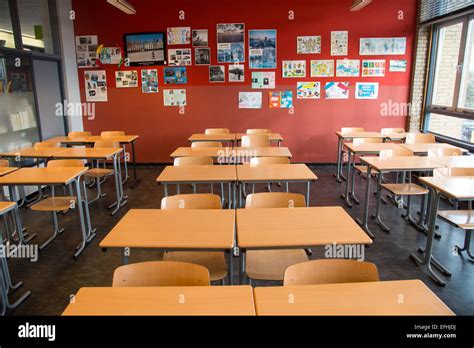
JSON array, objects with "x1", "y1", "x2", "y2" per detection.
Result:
[{"x1": 8, "y1": 0, "x2": 23, "y2": 50}]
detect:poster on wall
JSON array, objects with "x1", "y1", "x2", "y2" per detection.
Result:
[
  {"x1": 115, "y1": 70, "x2": 138, "y2": 88},
  {"x1": 336, "y1": 59, "x2": 360, "y2": 77},
  {"x1": 361, "y1": 60, "x2": 386, "y2": 77},
  {"x1": 209, "y1": 65, "x2": 226, "y2": 82},
  {"x1": 192, "y1": 29, "x2": 208, "y2": 47},
  {"x1": 356, "y1": 82, "x2": 379, "y2": 99},
  {"x1": 229, "y1": 64, "x2": 245, "y2": 82},
  {"x1": 84, "y1": 70, "x2": 107, "y2": 102},
  {"x1": 217, "y1": 23, "x2": 245, "y2": 63},
  {"x1": 124, "y1": 32, "x2": 166, "y2": 66},
  {"x1": 167, "y1": 27, "x2": 191, "y2": 45},
  {"x1": 248, "y1": 29, "x2": 277, "y2": 69},
  {"x1": 195, "y1": 48, "x2": 211, "y2": 65},
  {"x1": 325, "y1": 82, "x2": 350, "y2": 99},
  {"x1": 168, "y1": 48, "x2": 192, "y2": 66},
  {"x1": 389, "y1": 60, "x2": 407, "y2": 72},
  {"x1": 239, "y1": 92, "x2": 262, "y2": 109},
  {"x1": 164, "y1": 67, "x2": 187, "y2": 84},
  {"x1": 251, "y1": 72, "x2": 275, "y2": 89},
  {"x1": 99, "y1": 47, "x2": 122, "y2": 65},
  {"x1": 297, "y1": 82, "x2": 321, "y2": 99},
  {"x1": 141, "y1": 69, "x2": 158, "y2": 93},
  {"x1": 360, "y1": 37, "x2": 406, "y2": 55},
  {"x1": 164, "y1": 89, "x2": 186, "y2": 106},
  {"x1": 297, "y1": 36, "x2": 321, "y2": 54},
  {"x1": 76, "y1": 35, "x2": 99, "y2": 68},
  {"x1": 310, "y1": 60, "x2": 334, "y2": 77},
  {"x1": 282, "y1": 60, "x2": 306, "y2": 78},
  {"x1": 269, "y1": 91, "x2": 293, "y2": 108},
  {"x1": 331, "y1": 31, "x2": 348, "y2": 56}
]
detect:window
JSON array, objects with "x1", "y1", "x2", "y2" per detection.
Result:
[
  {"x1": 0, "y1": 0, "x2": 16, "y2": 49},
  {"x1": 17, "y1": 0, "x2": 55, "y2": 54}
]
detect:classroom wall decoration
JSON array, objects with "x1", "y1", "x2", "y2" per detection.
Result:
[
  {"x1": 361, "y1": 60, "x2": 386, "y2": 77},
  {"x1": 282, "y1": 60, "x2": 306, "y2": 78},
  {"x1": 115, "y1": 70, "x2": 139, "y2": 88},
  {"x1": 389, "y1": 60, "x2": 407, "y2": 72},
  {"x1": 239, "y1": 92, "x2": 262, "y2": 109},
  {"x1": 141, "y1": 69, "x2": 158, "y2": 93},
  {"x1": 164, "y1": 89, "x2": 187, "y2": 106},
  {"x1": 229, "y1": 64, "x2": 245, "y2": 82},
  {"x1": 297, "y1": 36, "x2": 321, "y2": 54},
  {"x1": 269, "y1": 91, "x2": 293, "y2": 108},
  {"x1": 359, "y1": 37, "x2": 407, "y2": 55},
  {"x1": 336, "y1": 59, "x2": 360, "y2": 77},
  {"x1": 164, "y1": 67, "x2": 187, "y2": 84},
  {"x1": 124, "y1": 32, "x2": 167, "y2": 66},
  {"x1": 76, "y1": 35, "x2": 99, "y2": 68},
  {"x1": 84, "y1": 70, "x2": 107, "y2": 102},
  {"x1": 251, "y1": 72, "x2": 275, "y2": 89},
  {"x1": 167, "y1": 27, "x2": 191, "y2": 45},
  {"x1": 356, "y1": 82, "x2": 379, "y2": 99},
  {"x1": 168, "y1": 48, "x2": 192, "y2": 66},
  {"x1": 99, "y1": 47, "x2": 122, "y2": 65},
  {"x1": 192, "y1": 29, "x2": 208, "y2": 47},
  {"x1": 248, "y1": 29, "x2": 277, "y2": 69},
  {"x1": 195, "y1": 48, "x2": 211, "y2": 65},
  {"x1": 310, "y1": 60, "x2": 334, "y2": 77},
  {"x1": 297, "y1": 82, "x2": 321, "y2": 99},
  {"x1": 217, "y1": 23, "x2": 245, "y2": 63},
  {"x1": 209, "y1": 65, "x2": 226, "y2": 82},
  {"x1": 325, "y1": 82, "x2": 350, "y2": 99},
  {"x1": 331, "y1": 31, "x2": 348, "y2": 56}
]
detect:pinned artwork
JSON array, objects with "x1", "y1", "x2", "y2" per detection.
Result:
[
  {"x1": 164, "y1": 67, "x2": 187, "y2": 85},
  {"x1": 209, "y1": 65, "x2": 226, "y2": 83},
  {"x1": 239, "y1": 92, "x2": 262, "y2": 109},
  {"x1": 356, "y1": 82, "x2": 379, "y2": 99},
  {"x1": 84, "y1": 70, "x2": 107, "y2": 102},
  {"x1": 229, "y1": 64, "x2": 245, "y2": 82},
  {"x1": 99, "y1": 47, "x2": 122, "y2": 65},
  {"x1": 217, "y1": 23, "x2": 245, "y2": 63},
  {"x1": 192, "y1": 29, "x2": 208, "y2": 47},
  {"x1": 164, "y1": 89, "x2": 186, "y2": 106},
  {"x1": 249, "y1": 29, "x2": 277, "y2": 69},
  {"x1": 389, "y1": 60, "x2": 407, "y2": 72},
  {"x1": 360, "y1": 37, "x2": 406, "y2": 55},
  {"x1": 297, "y1": 36, "x2": 321, "y2": 54},
  {"x1": 310, "y1": 60, "x2": 334, "y2": 77},
  {"x1": 269, "y1": 91, "x2": 293, "y2": 109},
  {"x1": 297, "y1": 82, "x2": 321, "y2": 99},
  {"x1": 168, "y1": 48, "x2": 192, "y2": 66},
  {"x1": 251, "y1": 72, "x2": 275, "y2": 89},
  {"x1": 331, "y1": 31, "x2": 348, "y2": 56},
  {"x1": 141, "y1": 69, "x2": 158, "y2": 93},
  {"x1": 325, "y1": 82, "x2": 350, "y2": 99},
  {"x1": 76, "y1": 35, "x2": 99, "y2": 68},
  {"x1": 195, "y1": 48, "x2": 211, "y2": 65},
  {"x1": 167, "y1": 27, "x2": 191, "y2": 45},
  {"x1": 115, "y1": 70, "x2": 138, "y2": 88},
  {"x1": 282, "y1": 60, "x2": 306, "y2": 78},
  {"x1": 336, "y1": 59, "x2": 360, "y2": 77},
  {"x1": 361, "y1": 60, "x2": 386, "y2": 77}
]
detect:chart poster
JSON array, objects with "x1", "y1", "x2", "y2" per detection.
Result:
[
  {"x1": 239, "y1": 92, "x2": 262, "y2": 109},
  {"x1": 251, "y1": 72, "x2": 275, "y2": 89},
  {"x1": 99, "y1": 47, "x2": 122, "y2": 65},
  {"x1": 168, "y1": 48, "x2": 192, "y2": 66},
  {"x1": 331, "y1": 31, "x2": 348, "y2": 56},
  {"x1": 362, "y1": 60, "x2": 386, "y2": 77},
  {"x1": 164, "y1": 67, "x2": 187, "y2": 85},
  {"x1": 356, "y1": 82, "x2": 379, "y2": 99},
  {"x1": 249, "y1": 29, "x2": 277, "y2": 69},
  {"x1": 297, "y1": 82, "x2": 321, "y2": 99},
  {"x1": 297, "y1": 36, "x2": 321, "y2": 54},
  {"x1": 141, "y1": 69, "x2": 158, "y2": 93},
  {"x1": 192, "y1": 29, "x2": 208, "y2": 47},
  {"x1": 310, "y1": 60, "x2": 334, "y2": 77},
  {"x1": 269, "y1": 91, "x2": 293, "y2": 108},
  {"x1": 360, "y1": 37, "x2": 406, "y2": 55},
  {"x1": 115, "y1": 70, "x2": 138, "y2": 88},
  {"x1": 84, "y1": 70, "x2": 107, "y2": 102},
  {"x1": 164, "y1": 89, "x2": 187, "y2": 106},
  {"x1": 217, "y1": 23, "x2": 245, "y2": 63},
  {"x1": 76, "y1": 35, "x2": 99, "y2": 68},
  {"x1": 167, "y1": 27, "x2": 191, "y2": 45},
  {"x1": 229, "y1": 64, "x2": 245, "y2": 82},
  {"x1": 282, "y1": 60, "x2": 306, "y2": 78},
  {"x1": 325, "y1": 82, "x2": 350, "y2": 99},
  {"x1": 336, "y1": 59, "x2": 360, "y2": 77},
  {"x1": 389, "y1": 60, "x2": 407, "y2": 72}
]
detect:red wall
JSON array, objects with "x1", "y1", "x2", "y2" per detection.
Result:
[{"x1": 72, "y1": 0, "x2": 418, "y2": 163}]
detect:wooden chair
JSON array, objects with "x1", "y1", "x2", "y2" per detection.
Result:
[
  {"x1": 246, "y1": 129, "x2": 271, "y2": 134},
  {"x1": 30, "y1": 160, "x2": 85, "y2": 250},
  {"x1": 112, "y1": 261, "x2": 210, "y2": 287},
  {"x1": 205, "y1": 128, "x2": 230, "y2": 135},
  {"x1": 68, "y1": 131, "x2": 91, "y2": 138},
  {"x1": 174, "y1": 157, "x2": 213, "y2": 166},
  {"x1": 241, "y1": 134, "x2": 270, "y2": 147},
  {"x1": 160, "y1": 194, "x2": 227, "y2": 283},
  {"x1": 244, "y1": 193, "x2": 309, "y2": 282},
  {"x1": 191, "y1": 142, "x2": 222, "y2": 148},
  {"x1": 101, "y1": 131, "x2": 125, "y2": 137},
  {"x1": 283, "y1": 259, "x2": 380, "y2": 286},
  {"x1": 341, "y1": 127, "x2": 364, "y2": 135},
  {"x1": 101, "y1": 131, "x2": 129, "y2": 182},
  {"x1": 34, "y1": 141, "x2": 61, "y2": 149},
  {"x1": 381, "y1": 128, "x2": 405, "y2": 135},
  {"x1": 405, "y1": 133, "x2": 436, "y2": 144},
  {"x1": 248, "y1": 157, "x2": 290, "y2": 193},
  {"x1": 428, "y1": 148, "x2": 463, "y2": 157}
]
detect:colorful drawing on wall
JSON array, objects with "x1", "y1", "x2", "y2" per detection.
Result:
[
  {"x1": 209, "y1": 65, "x2": 226, "y2": 82},
  {"x1": 195, "y1": 48, "x2": 211, "y2": 65},
  {"x1": 251, "y1": 72, "x2": 275, "y2": 89},
  {"x1": 362, "y1": 60, "x2": 386, "y2": 77},
  {"x1": 310, "y1": 60, "x2": 334, "y2": 77},
  {"x1": 336, "y1": 59, "x2": 360, "y2": 77},
  {"x1": 331, "y1": 31, "x2": 348, "y2": 56},
  {"x1": 325, "y1": 82, "x2": 350, "y2": 99},
  {"x1": 360, "y1": 37, "x2": 406, "y2": 55},
  {"x1": 239, "y1": 92, "x2": 262, "y2": 109},
  {"x1": 269, "y1": 91, "x2": 293, "y2": 108},
  {"x1": 282, "y1": 60, "x2": 306, "y2": 78},
  {"x1": 163, "y1": 89, "x2": 186, "y2": 106},
  {"x1": 84, "y1": 70, "x2": 107, "y2": 102},
  {"x1": 167, "y1": 27, "x2": 191, "y2": 45},
  {"x1": 389, "y1": 60, "x2": 407, "y2": 72},
  {"x1": 168, "y1": 48, "x2": 192, "y2": 66},
  {"x1": 76, "y1": 35, "x2": 99, "y2": 68},
  {"x1": 356, "y1": 82, "x2": 379, "y2": 99},
  {"x1": 164, "y1": 67, "x2": 187, "y2": 84},
  {"x1": 229, "y1": 64, "x2": 245, "y2": 82},
  {"x1": 124, "y1": 32, "x2": 166, "y2": 66},
  {"x1": 141, "y1": 69, "x2": 158, "y2": 93},
  {"x1": 192, "y1": 29, "x2": 208, "y2": 47},
  {"x1": 99, "y1": 47, "x2": 122, "y2": 65},
  {"x1": 297, "y1": 36, "x2": 321, "y2": 54},
  {"x1": 297, "y1": 82, "x2": 321, "y2": 99},
  {"x1": 248, "y1": 29, "x2": 277, "y2": 69},
  {"x1": 217, "y1": 23, "x2": 245, "y2": 63},
  {"x1": 115, "y1": 70, "x2": 138, "y2": 88}
]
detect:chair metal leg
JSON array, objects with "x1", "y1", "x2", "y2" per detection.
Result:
[
  {"x1": 456, "y1": 230, "x2": 474, "y2": 260},
  {"x1": 40, "y1": 212, "x2": 62, "y2": 250}
]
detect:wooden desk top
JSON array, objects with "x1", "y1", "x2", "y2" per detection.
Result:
[
  {"x1": 52, "y1": 147, "x2": 122, "y2": 160},
  {"x1": 171, "y1": 147, "x2": 232, "y2": 158},
  {"x1": 47, "y1": 135, "x2": 139, "y2": 144},
  {"x1": 100, "y1": 209, "x2": 235, "y2": 250},
  {"x1": 335, "y1": 131, "x2": 384, "y2": 139},
  {"x1": 237, "y1": 207, "x2": 372, "y2": 249},
  {"x1": 188, "y1": 134, "x2": 236, "y2": 142},
  {"x1": 344, "y1": 143, "x2": 402, "y2": 155},
  {"x1": 0, "y1": 167, "x2": 18, "y2": 177},
  {"x1": 361, "y1": 156, "x2": 443, "y2": 172},
  {"x1": 0, "y1": 147, "x2": 67, "y2": 159},
  {"x1": 430, "y1": 155, "x2": 474, "y2": 168},
  {"x1": 157, "y1": 165, "x2": 237, "y2": 183},
  {"x1": 420, "y1": 176, "x2": 474, "y2": 200},
  {"x1": 0, "y1": 167, "x2": 87, "y2": 185},
  {"x1": 400, "y1": 143, "x2": 469, "y2": 155},
  {"x1": 236, "y1": 133, "x2": 284, "y2": 141},
  {"x1": 253, "y1": 280, "x2": 454, "y2": 316},
  {"x1": 237, "y1": 164, "x2": 317, "y2": 182},
  {"x1": 62, "y1": 286, "x2": 255, "y2": 316},
  {"x1": 233, "y1": 147, "x2": 292, "y2": 158}
]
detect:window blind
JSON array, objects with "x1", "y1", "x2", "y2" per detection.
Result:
[{"x1": 420, "y1": 0, "x2": 474, "y2": 24}]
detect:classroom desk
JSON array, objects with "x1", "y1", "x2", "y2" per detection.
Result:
[
  {"x1": 188, "y1": 133, "x2": 237, "y2": 146},
  {"x1": 0, "y1": 147, "x2": 67, "y2": 160},
  {"x1": 235, "y1": 133, "x2": 284, "y2": 146},
  {"x1": 413, "y1": 176, "x2": 474, "y2": 286},
  {"x1": 51, "y1": 148, "x2": 126, "y2": 216},
  {"x1": 62, "y1": 285, "x2": 255, "y2": 316},
  {"x1": 171, "y1": 147, "x2": 292, "y2": 163},
  {"x1": 430, "y1": 155, "x2": 474, "y2": 168},
  {"x1": 0, "y1": 167, "x2": 94, "y2": 257},
  {"x1": 253, "y1": 279, "x2": 453, "y2": 315},
  {"x1": 236, "y1": 164, "x2": 317, "y2": 206},
  {"x1": 232, "y1": 147, "x2": 292, "y2": 159},
  {"x1": 400, "y1": 143, "x2": 469, "y2": 156},
  {"x1": 0, "y1": 167, "x2": 18, "y2": 176},
  {"x1": 342, "y1": 142, "x2": 402, "y2": 207},
  {"x1": 156, "y1": 165, "x2": 237, "y2": 208},
  {"x1": 236, "y1": 207, "x2": 372, "y2": 284},
  {"x1": 358, "y1": 156, "x2": 444, "y2": 238},
  {"x1": 100, "y1": 209, "x2": 235, "y2": 284},
  {"x1": 170, "y1": 147, "x2": 233, "y2": 160}
]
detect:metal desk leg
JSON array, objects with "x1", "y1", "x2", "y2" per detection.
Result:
[
  {"x1": 164, "y1": 184, "x2": 168, "y2": 197},
  {"x1": 228, "y1": 182, "x2": 232, "y2": 209},
  {"x1": 110, "y1": 154, "x2": 128, "y2": 216},
  {"x1": 0, "y1": 258, "x2": 31, "y2": 311},
  {"x1": 335, "y1": 137, "x2": 343, "y2": 183},
  {"x1": 227, "y1": 249, "x2": 233, "y2": 285},
  {"x1": 81, "y1": 179, "x2": 97, "y2": 242},
  {"x1": 306, "y1": 181, "x2": 311, "y2": 206},
  {"x1": 9, "y1": 187, "x2": 36, "y2": 243},
  {"x1": 73, "y1": 178, "x2": 88, "y2": 258},
  {"x1": 342, "y1": 151, "x2": 353, "y2": 207},
  {"x1": 373, "y1": 172, "x2": 390, "y2": 232},
  {"x1": 121, "y1": 144, "x2": 130, "y2": 185},
  {"x1": 456, "y1": 230, "x2": 474, "y2": 260},
  {"x1": 239, "y1": 249, "x2": 246, "y2": 285},
  {"x1": 356, "y1": 166, "x2": 375, "y2": 238},
  {"x1": 130, "y1": 140, "x2": 141, "y2": 189},
  {"x1": 123, "y1": 249, "x2": 129, "y2": 265}
]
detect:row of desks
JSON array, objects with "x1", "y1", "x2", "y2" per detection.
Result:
[
  {"x1": 188, "y1": 133, "x2": 284, "y2": 146},
  {"x1": 171, "y1": 146, "x2": 292, "y2": 160},
  {"x1": 62, "y1": 279, "x2": 453, "y2": 315}
]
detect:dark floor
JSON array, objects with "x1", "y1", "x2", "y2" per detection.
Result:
[{"x1": 4, "y1": 165, "x2": 474, "y2": 315}]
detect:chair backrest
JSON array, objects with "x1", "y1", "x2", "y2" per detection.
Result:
[
  {"x1": 174, "y1": 157, "x2": 214, "y2": 166},
  {"x1": 68, "y1": 131, "x2": 91, "y2": 138},
  {"x1": 112, "y1": 261, "x2": 210, "y2": 287},
  {"x1": 427, "y1": 148, "x2": 463, "y2": 157},
  {"x1": 381, "y1": 128, "x2": 405, "y2": 136},
  {"x1": 379, "y1": 148, "x2": 414, "y2": 158},
  {"x1": 101, "y1": 131, "x2": 125, "y2": 138},
  {"x1": 283, "y1": 259, "x2": 380, "y2": 286},
  {"x1": 0, "y1": 159, "x2": 10, "y2": 167},
  {"x1": 405, "y1": 133, "x2": 436, "y2": 144},
  {"x1": 246, "y1": 192, "x2": 306, "y2": 208},
  {"x1": 241, "y1": 134, "x2": 270, "y2": 147},
  {"x1": 246, "y1": 129, "x2": 271, "y2": 134},
  {"x1": 341, "y1": 127, "x2": 364, "y2": 135},
  {"x1": 249, "y1": 157, "x2": 290, "y2": 166},
  {"x1": 353, "y1": 137, "x2": 383, "y2": 145},
  {"x1": 205, "y1": 128, "x2": 230, "y2": 135},
  {"x1": 34, "y1": 141, "x2": 60, "y2": 149},
  {"x1": 434, "y1": 167, "x2": 474, "y2": 177},
  {"x1": 94, "y1": 140, "x2": 120, "y2": 149},
  {"x1": 191, "y1": 142, "x2": 222, "y2": 148},
  {"x1": 161, "y1": 194, "x2": 222, "y2": 209},
  {"x1": 47, "y1": 160, "x2": 85, "y2": 168}
]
